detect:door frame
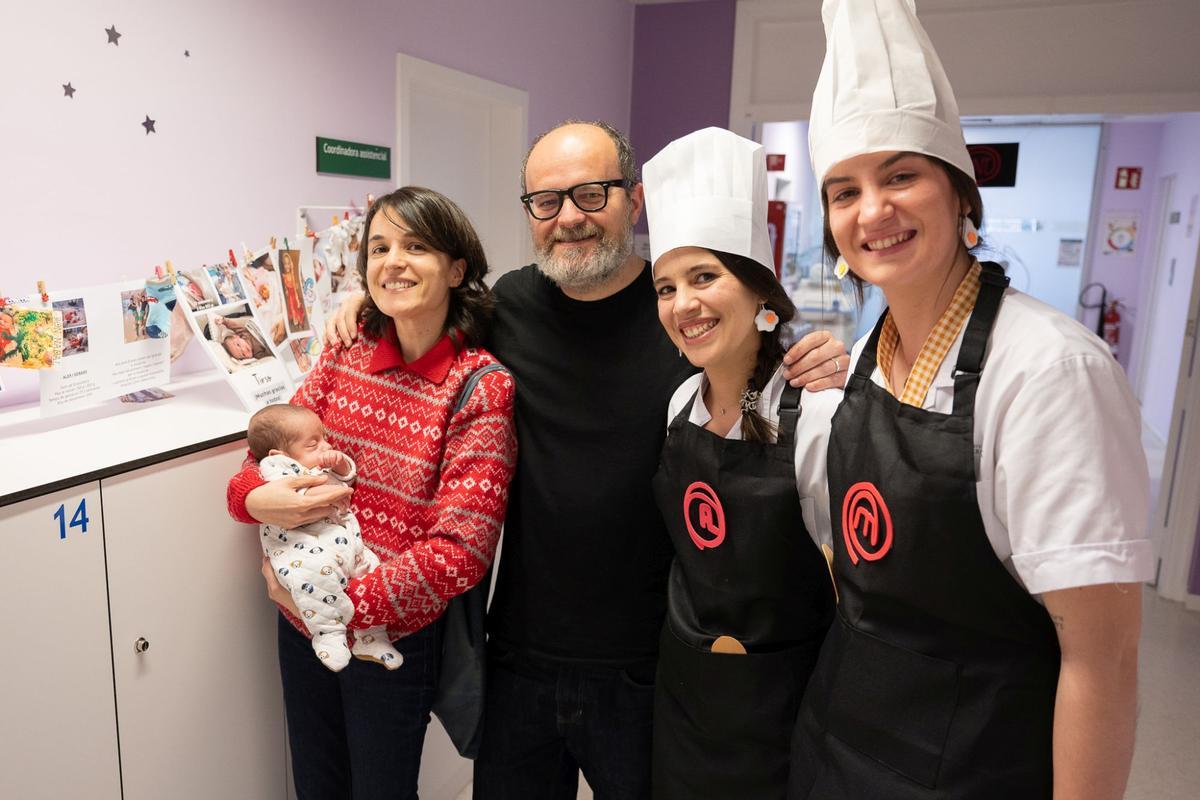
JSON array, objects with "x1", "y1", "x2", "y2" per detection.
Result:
[
  {"x1": 1154, "y1": 240, "x2": 1200, "y2": 607},
  {"x1": 395, "y1": 54, "x2": 532, "y2": 276},
  {"x1": 1132, "y1": 173, "x2": 1178, "y2": 404}
]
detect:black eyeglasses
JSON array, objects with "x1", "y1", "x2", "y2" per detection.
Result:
[{"x1": 519, "y1": 179, "x2": 632, "y2": 220}]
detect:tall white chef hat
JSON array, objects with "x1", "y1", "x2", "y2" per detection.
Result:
[
  {"x1": 808, "y1": 0, "x2": 975, "y2": 188},
  {"x1": 643, "y1": 127, "x2": 774, "y2": 274}
]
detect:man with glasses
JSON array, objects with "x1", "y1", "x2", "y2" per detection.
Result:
[
  {"x1": 475, "y1": 121, "x2": 845, "y2": 799},
  {"x1": 326, "y1": 120, "x2": 845, "y2": 798}
]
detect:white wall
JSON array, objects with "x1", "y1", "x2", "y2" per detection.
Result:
[
  {"x1": 0, "y1": 0, "x2": 636, "y2": 405},
  {"x1": 1138, "y1": 114, "x2": 1200, "y2": 441},
  {"x1": 731, "y1": 0, "x2": 1200, "y2": 132}
]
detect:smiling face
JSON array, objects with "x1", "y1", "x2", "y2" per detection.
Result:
[
  {"x1": 523, "y1": 124, "x2": 643, "y2": 293},
  {"x1": 823, "y1": 151, "x2": 965, "y2": 292},
  {"x1": 654, "y1": 246, "x2": 762, "y2": 372},
  {"x1": 364, "y1": 207, "x2": 464, "y2": 333}
]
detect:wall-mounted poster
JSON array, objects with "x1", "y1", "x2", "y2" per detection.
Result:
[
  {"x1": 1102, "y1": 211, "x2": 1139, "y2": 256},
  {"x1": 39, "y1": 280, "x2": 170, "y2": 415},
  {"x1": 1, "y1": 304, "x2": 63, "y2": 369}
]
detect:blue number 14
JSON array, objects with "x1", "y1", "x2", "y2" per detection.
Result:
[{"x1": 54, "y1": 498, "x2": 91, "y2": 540}]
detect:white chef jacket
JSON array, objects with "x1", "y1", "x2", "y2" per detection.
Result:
[
  {"x1": 667, "y1": 367, "x2": 843, "y2": 550},
  {"x1": 847, "y1": 287, "x2": 1155, "y2": 596}
]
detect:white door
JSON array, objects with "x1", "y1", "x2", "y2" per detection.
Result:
[
  {"x1": 396, "y1": 54, "x2": 531, "y2": 285},
  {"x1": 0, "y1": 485, "x2": 121, "y2": 800},
  {"x1": 1152, "y1": 242, "x2": 1200, "y2": 608},
  {"x1": 102, "y1": 444, "x2": 288, "y2": 799}
]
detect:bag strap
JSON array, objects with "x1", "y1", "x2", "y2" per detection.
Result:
[{"x1": 454, "y1": 362, "x2": 510, "y2": 414}]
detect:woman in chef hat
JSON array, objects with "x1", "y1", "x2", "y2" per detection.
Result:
[
  {"x1": 788, "y1": 2, "x2": 1152, "y2": 798},
  {"x1": 643, "y1": 126, "x2": 842, "y2": 799}
]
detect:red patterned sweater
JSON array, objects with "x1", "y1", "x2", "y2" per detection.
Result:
[{"x1": 227, "y1": 325, "x2": 516, "y2": 640}]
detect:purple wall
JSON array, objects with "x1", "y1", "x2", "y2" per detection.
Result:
[
  {"x1": 1090, "y1": 123, "x2": 1164, "y2": 372},
  {"x1": 629, "y1": 0, "x2": 737, "y2": 230}
]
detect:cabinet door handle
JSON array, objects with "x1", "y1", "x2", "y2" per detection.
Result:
[{"x1": 134, "y1": 637, "x2": 150, "y2": 654}]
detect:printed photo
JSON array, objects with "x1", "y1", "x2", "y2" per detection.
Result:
[
  {"x1": 288, "y1": 336, "x2": 321, "y2": 374},
  {"x1": 177, "y1": 268, "x2": 219, "y2": 312},
  {"x1": 53, "y1": 297, "x2": 87, "y2": 328},
  {"x1": 62, "y1": 327, "x2": 89, "y2": 357},
  {"x1": 121, "y1": 289, "x2": 152, "y2": 343},
  {"x1": 199, "y1": 303, "x2": 277, "y2": 374},
  {"x1": 239, "y1": 249, "x2": 287, "y2": 345},
  {"x1": 0, "y1": 304, "x2": 63, "y2": 369},
  {"x1": 279, "y1": 248, "x2": 311, "y2": 335},
  {"x1": 207, "y1": 262, "x2": 247, "y2": 306}
]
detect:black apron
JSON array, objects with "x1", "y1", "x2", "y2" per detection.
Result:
[
  {"x1": 651, "y1": 385, "x2": 835, "y2": 800},
  {"x1": 789, "y1": 264, "x2": 1062, "y2": 800}
]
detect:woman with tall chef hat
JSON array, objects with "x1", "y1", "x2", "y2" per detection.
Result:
[
  {"x1": 788, "y1": 2, "x2": 1154, "y2": 798},
  {"x1": 643, "y1": 127, "x2": 841, "y2": 799}
]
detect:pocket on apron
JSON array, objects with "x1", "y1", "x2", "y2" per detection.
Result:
[{"x1": 823, "y1": 623, "x2": 960, "y2": 789}]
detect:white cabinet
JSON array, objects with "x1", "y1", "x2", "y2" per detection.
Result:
[
  {"x1": 102, "y1": 443, "x2": 287, "y2": 800},
  {"x1": 0, "y1": 484, "x2": 122, "y2": 800}
]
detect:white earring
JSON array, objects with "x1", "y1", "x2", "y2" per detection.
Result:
[
  {"x1": 834, "y1": 256, "x2": 850, "y2": 280},
  {"x1": 961, "y1": 216, "x2": 980, "y2": 249},
  {"x1": 754, "y1": 304, "x2": 779, "y2": 332}
]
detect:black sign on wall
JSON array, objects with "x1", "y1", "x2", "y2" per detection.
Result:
[{"x1": 967, "y1": 143, "x2": 1020, "y2": 187}]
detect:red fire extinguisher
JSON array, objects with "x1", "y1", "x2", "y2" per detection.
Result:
[{"x1": 1103, "y1": 300, "x2": 1121, "y2": 358}]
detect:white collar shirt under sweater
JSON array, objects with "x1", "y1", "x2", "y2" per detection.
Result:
[
  {"x1": 847, "y1": 287, "x2": 1155, "y2": 596},
  {"x1": 667, "y1": 366, "x2": 843, "y2": 551}
]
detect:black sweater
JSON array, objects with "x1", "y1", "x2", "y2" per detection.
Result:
[{"x1": 485, "y1": 262, "x2": 696, "y2": 665}]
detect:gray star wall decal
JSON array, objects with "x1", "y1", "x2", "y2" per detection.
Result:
[
  {"x1": 106, "y1": 25, "x2": 121, "y2": 46},
  {"x1": 63, "y1": 83, "x2": 75, "y2": 98},
  {"x1": 142, "y1": 115, "x2": 156, "y2": 135}
]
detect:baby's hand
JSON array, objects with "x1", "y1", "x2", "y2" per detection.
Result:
[{"x1": 318, "y1": 449, "x2": 351, "y2": 475}]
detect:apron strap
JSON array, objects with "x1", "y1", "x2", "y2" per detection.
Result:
[
  {"x1": 776, "y1": 384, "x2": 803, "y2": 449},
  {"x1": 852, "y1": 312, "x2": 890, "y2": 382},
  {"x1": 951, "y1": 262, "x2": 1010, "y2": 418},
  {"x1": 667, "y1": 388, "x2": 700, "y2": 433}
]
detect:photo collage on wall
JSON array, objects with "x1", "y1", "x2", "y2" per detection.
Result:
[
  {"x1": 176, "y1": 259, "x2": 290, "y2": 412},
  {"x1": 1, "y1": 302, "x2": 63, "y2": 370},
  {"x1": 239, "y1": 240, "x2": 324, "y2": 383},
  {"x1": 39, "y1": 280, "x2": 171, "y2": 416},
  {"x1": 300, "y1": 206, "x2": 365, "y2": 316}
]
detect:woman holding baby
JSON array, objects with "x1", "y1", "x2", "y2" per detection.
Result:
[{"x1": 226, "y1": 187, "x2": 517, "y2": 799}]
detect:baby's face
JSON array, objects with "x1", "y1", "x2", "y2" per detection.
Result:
[{"x1": 285, "y1": 413, "x2": 332, "y2": 469}]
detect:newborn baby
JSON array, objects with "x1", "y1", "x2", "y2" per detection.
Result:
[{"x1": 248, "y1": 403, "x2": 402, "y2": 672}]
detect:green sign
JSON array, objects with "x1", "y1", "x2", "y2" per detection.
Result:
[{"x1": 316, "y1": 136, "x2": 391, "y2": 179}]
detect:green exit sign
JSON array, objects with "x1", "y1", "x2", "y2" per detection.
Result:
[{"x1": 316, "y1": 136, "x2": 391, "y2": 179}]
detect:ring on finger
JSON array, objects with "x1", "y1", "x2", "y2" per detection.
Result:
[{"x1": 829, "y1": 356, "x2": 840, "y2": 375}]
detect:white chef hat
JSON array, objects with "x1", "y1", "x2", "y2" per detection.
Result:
[
  {"x1": 643, "y1": 127, "x2": 774, "y2": 274},
  {"x1": 808, "y1": 0, "x2": 975, "y2": 188}
]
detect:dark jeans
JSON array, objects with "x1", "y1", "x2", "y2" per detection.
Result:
[
  {"x1": 473, "y1": 645, "x2": 656, "y2": 800},
  {"x1": 277, "y1": 614, "x2": 443, "y2": 800}
]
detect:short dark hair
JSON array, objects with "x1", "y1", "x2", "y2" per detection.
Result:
[
  {"x1": 356, "y1": 187, "x2": 494, "y2": 347},
  {"x1": 709, "y1": 250, "x2": 797, "y2": 443},
  {"x1": 247, "y1": 404, "x2": 315, "y2": 460},
  {"x1": 821, "y1": 154, "x2": 984, "y2": 301},
  {"x1": 521, "y1": 120, "x2": 639, "y2": 193}
]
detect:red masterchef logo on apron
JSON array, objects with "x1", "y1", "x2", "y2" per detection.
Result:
[
  {"x1": 842, "y1": 482, "x2": 893, "y2": 564},
  {"x1": 683, "y1": 481, "x2": 726, "y2": 550}
]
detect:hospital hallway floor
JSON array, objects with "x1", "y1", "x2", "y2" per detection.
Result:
[{"x1": 1125, "y1": 585, "x2": 1200, "y2": 799}]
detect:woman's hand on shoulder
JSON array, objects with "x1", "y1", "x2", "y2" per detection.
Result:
[
  {"x1": 246, "y1": 474, "x2": 352, "y2": 529},
  {"x1": 324, "y1": 292, "x2": 367, "y2": 347},
  {"x1": 783, "y1": 330, "x2": 850, "y2": 391}
]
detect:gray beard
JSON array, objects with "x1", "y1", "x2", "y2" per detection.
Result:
[{"x1": 535, "y1": 221, "x2": 635, "y2": 295}]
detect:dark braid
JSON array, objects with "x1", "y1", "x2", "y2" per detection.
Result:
[{"x1": 709, "y1": 250, "x2": 798, "y2": 443}]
